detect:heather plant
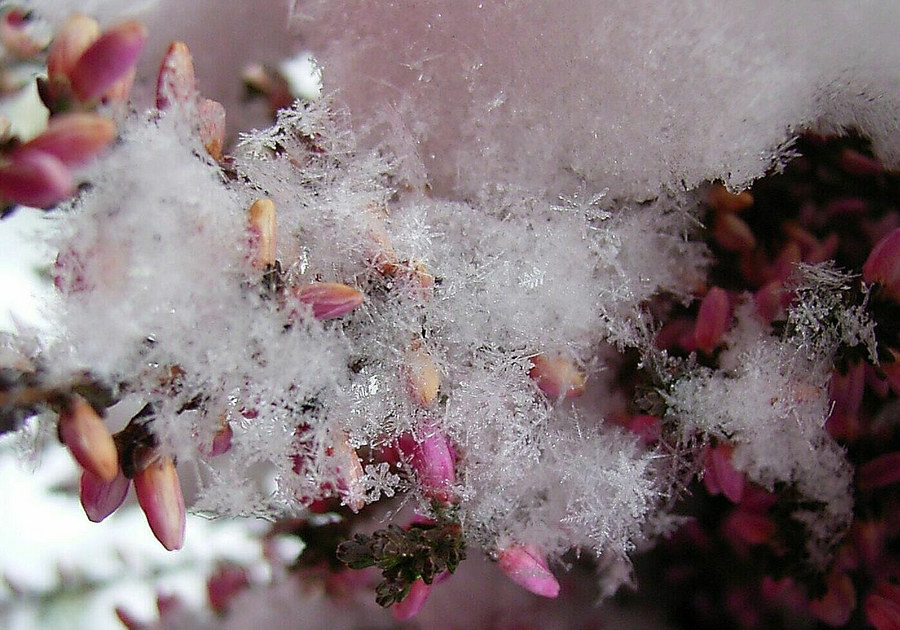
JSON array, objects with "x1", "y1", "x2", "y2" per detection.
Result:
[{"x1": 1, "y1": 2, "x2": 900, "y2": 628}]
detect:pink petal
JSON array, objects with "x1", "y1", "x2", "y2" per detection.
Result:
[
  {"x1": 69, "y1": 20, "x2": 146, "y2": 102},
  {"x1": 294, "y1": 282, "x2": 365, "y2": 320},
  {"x1": 0, "y1": 150, "x2": 75, "y2": 208},
  {"x1": 207, "y1": 565, "x2": 249, "y2": 613},
  {"x1": 857, "y1": 452, "x2": 900, "y2": 491},
  {"x1": 14, "y1": 113, "x2": 116, "y2": 168},
  {"x1": 392, "y1": 579, "x2": 431, "y2": 620},
  {"x1": 47, "y1": 14, "x2": 100, "y2": 80},
  {"x1": 497, "y1": 544, "x2": 560, "y2": 598},
  {"x1": 865, "y1": 582, "x2": 900, "y2": 630},
  {"x1": 80, "y1": 468, "x2": 130, "y2": 522},
  {"x1": 399, "y1": 426, "x2": 455, "y2": 502},
  {"x1": 134, "y1": 455, "x2": 186, "y2": 551},
  {"x1": 695, "y1": 287, "x2": 730, "y2": 354},
  {"x1": 864, "y1": 228, "x2": 900, "y2": 302},
  {"x1": 704, "y1": 444, "x2": 745, "y2": 504}
]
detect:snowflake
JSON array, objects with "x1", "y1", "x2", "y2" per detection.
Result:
[{"x1": 361, "y1": 462, "x2": 402, "y2": 503}]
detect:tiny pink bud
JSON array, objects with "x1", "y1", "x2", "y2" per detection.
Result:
[
  {"x1": 80, "y1": 467, "x2": 130, "y2": 522},
  {"x1": 694, "y1": 287, "x2": 730, "y2": 354},
  {"x1": 713, "y1": 212, "x2": 756, "y2": 252},
  {"x1": 58, "y1": 396, "x2": 119, "y2": 482},
  {"x1": 393, "y1": 579, "x2": 431, "y2": 620},
  {"x1": 528, "y1": 354, "x2": 586, "y2": 399},
  {"x1": 156, "y1": 41, "x2": 197, "y2": 110},
  {"x1": 0, "y1": 9, "x2": 47, "y2": 59},
  {"x1": 753, "y1": 281, "x2": 784, "y2": 323},
  {"x1": 824, "y1": 197, "x2": 868, "y2": 219},
  {"x1": 864, "y1": 228, "x2": 900, "y2": 302},
  {"x1": 703, "y1": 444, "x2": 745, "y2": 504},
  {"x1": 809, "y1": 571, "x2": 856, "y2": 627},
  {"x1": 134, "y1": 455, "x2": 186, "y2": 551},
  {"x1": 865, "y1": 581, "x2": 900, "y2": 630},
  {"x1": 857, "y1": 451, "x2": 900, "y2": 491},
  {"x1": 497, "y1": 544, "x2": 560, "y2": 598},
  {"x1": 399, "y1": 426, "x2": 455, "y2": 502},
  {"x1": 47, "y1": 14, "x2": 100, "y2": 81},
  {"x1": 198, "y1": 98, "x2": 226, "y2": 161},
  {"x1": 69, "y1": 20, "x2": 146, "y2": 102},
  {"x1": 248, "y1": 198, "x2": 277, "y2": 269},
  {"x1": 325, "y1": 429, "x2": 365, "y2": 512},
  {"x1": 0, "y1": 150, "x2": 75, "y2": 208},
  {"x1": 294, "y1": 282, "x2": 364, "y2": 320},
  {"x1": 625, "y1": 414, "x2": 661, "y2": 444},
  {"x1": 207, "y1": 422, "x2": 233, "y2": 457},
  {"x1": 14, "y1": 113, "x2": 116, "y2": 168}
]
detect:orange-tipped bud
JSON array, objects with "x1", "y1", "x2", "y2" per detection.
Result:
[
  {"x1": 248, "y1": 198, "x2": 277, "y2": 269},
  {"x1": 294, "y1": 282, "x2": 364, "y2": 320},
  {"x1": 403, "y1": 345, "x2": 440, "y2": 408},
  {"x1": 134, "y1": 455, "x2": 186, "y2": 551},
  {"x1": 58, "y1": 396, "x2": 119, "y2": 482},
  {"x1": 14, "y1": 113, "x2": 115, "y2": 168},
  {"x1": 528, "y1": 354, "x2": 586, "y2": 399},
  {"x1": 156, "y1": 41, "x2": 197, "y2": 111}
]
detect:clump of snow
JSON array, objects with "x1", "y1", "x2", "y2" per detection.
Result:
[{"x1": 294, "y1": 1, "x2": 900, "y2": 201}]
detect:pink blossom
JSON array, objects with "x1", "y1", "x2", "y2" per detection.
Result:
[
  {"x1": 293, "y1": 282, "x2": 365, "y2": 320},
  {"x1": 80, "y1": 468, "x2": 130, "y2": 522},
  {"x1": 694, "y1": 287, "x2": 730, "y2": 354},
  {"x1": 134, "y1": 455, "x2": 186, "y2": 551}
]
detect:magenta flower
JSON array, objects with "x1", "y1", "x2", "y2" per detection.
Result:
[{"x1": 398, "y1": 425, "x2": 456, "y2": 502}]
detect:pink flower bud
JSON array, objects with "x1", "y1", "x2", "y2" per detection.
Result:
[
  {"x1": 294, "y1": 282, "x2": 365, "y2": 320},
  {"x1": 723, "y1": 510, "x2": 775, "y2": 546},
  {"x1": 0, "y1": 150, "x2": 75, "y2": 208},
  {"x1": 328, "y1": 430, "x2": 365, "y2": 512},
  {"x1": 857, "y1": 451, "x2": 900, "y2": 491},
  {"x1": 134, "y1": 455, "x2": 186, "y2": 551},
  {"x1": 58, "y1": 396, "x2": 119, "y2": 482},
  {"x1": 156, "y1": 41, "x2": 197, "y2": 111},
  {"x1": 708, "y1": 183, "x2": 753, "y2": 214},
  {"x1": 207, "y1": 565, "x2": 249, "y2": 614},
  {"x1": 248, "y1": 198, "x2": 277, "y2": 269},
  {"x1": 14, "y1": 113, "x2": 116, "y2": 168},
  {"x1": 809, "y1": 571, "x2": 856, "y2": 627},
  {"x1": 839, "y1": 148, "x2": 884, "y2": 177},
  {"x1": 864, "y1": 228, "x2": 900, "y2": 302},
  {"x1": 496, "y1": 544, "x2": 560, "y2": 598},
  {"x1": 393, "y1": 579, "x2": 431, "y2": 620},
  {"x1": 69, "y1": 20, "x2": 146, "y2": 102},
  {"x1": 528, "y1": 354, "x2": 586, "y2": 399},
  {"x1": 713, "y1": 212, "x2": 756, "y2": 252},
  {"x1": 865, "y1": 581, "x2": 900, "y2": 630},
  {"x1": 80, "y1": 467, "x2": 130, "y2": 522},
  {"x1": 198, "y1": 98, "x2": 226, "y2": 161},
  {"x1": 0, "y1": 9, "x2": 47, "y2": 59},
  {"x1": 399, "y1": 426, "x2": 455, "y2": 502},
  {"x1": 207, "y1": 422, "x2": 233, "y2": 457},
  {"x1": 47, "y1": 14, "x2": 100, "y2": 81},
  {"x1": 703, "y1": 444, "x2": 745, "y2": 504},
  {"x1": 694, "y1": 287, "x2": 730, "y2": 354}
]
